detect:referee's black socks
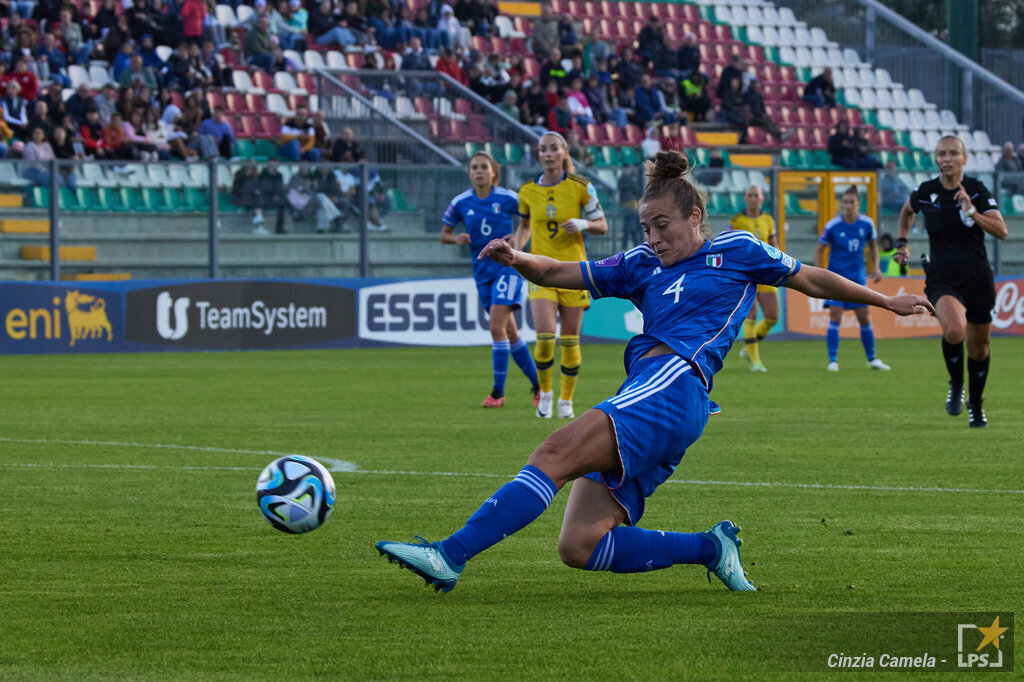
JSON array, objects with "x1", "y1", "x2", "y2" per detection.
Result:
[
  {"x1": 968, "y1": 356, "x2": 990, "y2": 404},
  {"x1": 942, "y1": 339, "x2": 964, "y2": 389}
]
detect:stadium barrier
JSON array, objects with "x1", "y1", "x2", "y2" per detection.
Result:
[{"x1": 2, "y1": 275, "x2": 1023, "y2": 355}]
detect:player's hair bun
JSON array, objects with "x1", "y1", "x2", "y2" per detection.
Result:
[{"x1": 645, "y1": 150, "x2": 691, "y2": 184}]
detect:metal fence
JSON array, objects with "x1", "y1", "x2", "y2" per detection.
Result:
[
  {"x1": 773, "y1": 0, "x2": 1024, "y2": 146},
  {"x1": 4, "y1": 159, "x2": 1020, "y2": 281}
]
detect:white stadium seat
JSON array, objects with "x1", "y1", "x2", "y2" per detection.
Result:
[
  {"x1": 326, "y1": 51, "x2": 349, "y2": 69},
  {"x1": 304, "y1": 50, "x2": 327, "y2": 70},
  {"x1": 233, "y1": 70, "x2": 263, "y2": 94},
  {"x1": 762, "y1": 6, "x2": 781, "y2": 26},
  {"x1": 908, "y1": 88, "x2": 935, "y2": 110},
  {"x1": 214, "y1": 4, "x2": 237, "y2": 27},
  {"x1": 891, "y1": 88, "x2": 910, "y2": 110}
]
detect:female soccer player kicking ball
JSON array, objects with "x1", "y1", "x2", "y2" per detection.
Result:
[{"x1": 377, "y1": 152, "x2": 933, "y2": 593}]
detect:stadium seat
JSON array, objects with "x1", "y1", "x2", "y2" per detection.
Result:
[
  {"x1": 233, "y1": 71, "x2": 263, "y2": 95},
  {"x1": 252, "y1": 71, "x2": 276, "y2": 93},
  {"x1": 95, "y1": 186, "x2": 125, "y2": 211},
  {"x1": 619, "y1": 147, "x2": 641, "y2": 166}
]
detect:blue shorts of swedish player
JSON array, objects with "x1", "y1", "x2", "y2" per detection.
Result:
[
  {"x1": 477, "y1": 269, "x2": 526, "y2": 310},
  {"x1": 584, "y1": 354, "x2": 709, "y2": 526}
]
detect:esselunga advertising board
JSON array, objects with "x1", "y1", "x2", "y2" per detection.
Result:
[{"x1": 2, "y1": 276, "x2": 1022, "y2": 355}]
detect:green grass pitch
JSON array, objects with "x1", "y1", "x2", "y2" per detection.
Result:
[{"x1": 1, "y1": 338, "x2": 1021, "y2": 680}]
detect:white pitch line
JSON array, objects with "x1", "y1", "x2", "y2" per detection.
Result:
[{"x1": 1, "y1": 437, "x2": 1022, "y2": 496}]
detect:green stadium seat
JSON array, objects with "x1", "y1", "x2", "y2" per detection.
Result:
[
  {"x1": 464, "y1": 142, "x2": 484, "y2": 159},
  {"x1": 387, "y1": 188, "x2": 417, "y2": 211},
  {"x1": 860, "y1": 109, "x2": 878, "y2": 127},
  {"x1": 785, "y1": 194, "x2": 812, "y2": 215},
  {"x1": 119, "y1": 187, "x2": 144, "y2": 211},
  {"x1": 217, "y1": 190, "x2": 242, "y2": 212},
  {"x1": 894, "y1": 131, "x2": 913, "y2": 149},
  {"x1": 594, "y1": 146, "x2": 619, "y2": 167},
  {"x1": 894, "y1": 150, "x2": 911, "y2": 170},
  {"x1": 503, "y1": 143, "x2": 523, "y2": 165},
  {"x1": 693, "y1": 148, "x2": 710, "y2": 167},
  {"x1": 76, "y1": 187, "x2": 102, "y2": 211},
  {"x1": 26, "y1": 186, "x2": 48, "y2": 207},
  {"x1": 726, "y1": 193, "x2": 745, "y2": 215},
  {"x1": 58, "y1": 187, "x2": 83, "y2": 211},
  {"x1": 707, "y1": 193, "x2": 728, "y2": 215},
  {"x1": 1011, "y1": 194, "x2": 1024, "y2": 215},
  {"x1": 96, "y1": 187, "x2": 126, "y2": 211},
  {"x1": 483, "y1": 141, "x2": 506, "y2": 164},
  {"x1": 619, "y1": 147, "x2": 641, "y2": 166},
  {"x1": 810, "y1": 150, "x2": 833, "y2": 168},
  {"x1": 718, "y1": 149, "x2": 732, "y2": 166},
  {"x1": 911, "y1": 151, "x2": 932, "y2": 171},
  {"x1": 780, "y1": 149, "x2": 801, "y2": 169},
  {"x1": 255, "y1": 139, "x2": 279, "y2": 160},
  {"x1": 234, "y1": 139, "x2": 257, "y2": 159},
  {"x1": 141, "y1": 187, "x2": 172, "y2": 211}
]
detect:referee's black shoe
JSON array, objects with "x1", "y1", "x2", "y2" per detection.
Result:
[
  {"x1": 946, "y1": 382, "x2": 964, "y2": 416},
  {"x1": 967, "y1": 399, "x2": 987, "y2": 428}
]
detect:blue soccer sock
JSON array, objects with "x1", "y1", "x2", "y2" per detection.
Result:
[
  {"x1": 491, "y1": 340, "x2": 510, "y2": 394},
  {"x1": 510, "y1": 337, "x2": 539, "y2": 388},
  {"x1": 827, "y1": 321, "x2": 840, "y2": 362},
  {"x1": 584, "y1": 526, "x2": 717, "y2": 573},
  {"x1": 859, "y1": 323, "x2": 876, "y2": 361},
  {"x1": 442, "y1": 465, "x2": 557, "y2": 565}
]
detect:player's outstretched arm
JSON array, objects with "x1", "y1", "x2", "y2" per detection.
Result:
[
  {"x1": 787, "y1": 265, "x2": 934, "y2": 316},
  {"x1": 479, "y1": 238, "x2": 586, "y2": 289}
]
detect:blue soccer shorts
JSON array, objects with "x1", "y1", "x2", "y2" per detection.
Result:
[
  {"x1": 478, "y1": 269, "x2": 526, "y2": 310},
  {"x1": 585, "y1": 354, "x2": 709, "y2": 526}
]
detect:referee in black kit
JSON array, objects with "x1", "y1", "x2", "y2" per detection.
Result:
[{"x1": 895, "y1": 135, "x2": 1007, "y2": 427}]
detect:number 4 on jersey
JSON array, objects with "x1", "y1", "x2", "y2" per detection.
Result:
[{"x1": 663, "y1": 274, "x2": 686, "y2": 303}]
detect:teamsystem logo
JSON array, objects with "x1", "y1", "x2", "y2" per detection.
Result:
[
  {"x1": 958, "y1": 616, "x2": 1009, "y2": 668},
  {"x1": 154, "y1": 291, "x2": 327, "y2": 340}
]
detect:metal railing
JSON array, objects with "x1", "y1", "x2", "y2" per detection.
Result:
[
  {"x1": 774, "y1": 0, "x2": 1024, "y2": 145},
  {"x1": 5, "y1": 160, "x2": 1020, "y2": 280}
]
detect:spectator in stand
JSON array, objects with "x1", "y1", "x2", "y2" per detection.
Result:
[
  {"x1": 35, "y1": 34, "x2": 69, "y2": 87},
  {"x1": 435, "y1": 47, "x2": 468, "y2": 86},
  {"x1": 244, "y1": 15, "x2": 276, "y2": 73},
  {"x1": 342, "y1": 0, "x2": 376, "y2": 46},
  {"x1": 94, "y1": 83, "x2": 118, "y2": 125},
  {"x1": 7, "y1": 57, "x2": 38, "y2": 102},
  {"x1": 79, "y1": 107, "x2": 110, "y2": 159},
  {"x1": 828, "y1": 120, "x2": 864, "y2": 168},
  {"x1": 521, "y1": 79, "x2": 548, "y2": 133},
  {"x1": 717, "y1": 76, "x2": 748, "y2": 132},
  {"x1": 198, "y1": 105, "x2": 235, "y2": 159},
  {"x1": 437, "y1": 5, "x2": 466, "y2": 49},
  {"x1": 636, "y1": 16, "x2": 664, "y2": 64},
  {"x1": 148, "y1": 0, "x2": 176, "y2": 46},
  {"x1": 232, "y1": 163, "x2": 266, "y2": 232},
  {"x1": 680, "y1": 70, "x2": 710, "y2": 122},
  {"x1": 268, "y1": 0, "x2": 307, "y2": 51},
  {"x1": 180, "y1": 0, "x2": 206, "y2": 44},
  {"x1": 59, "y1": 8, "x2": 86, "y2": 64},
  {"x1": 565, "y1": 53, "x2": 585, "y2": 84},
  {"x1": 1, "y1": 80, "x2": 28, "y2": 140},
  {"x1": 716, "y1": 54, "x2": 743, "y2": 100},
  {"x1": 128, "y1": 0, "x2": 160, "y2": 41},
  {"x1": 661, "y1": 120, "x2": 685, "y2": 153},
  {"x1": 695, "y1": 146, "x2": 725, "y2": 187},
  {"x1": 498, "y1": 89, "x2": 519, "y2": 121},
  {"x1": 99, "y1": 13, "x2": 132, "y2": 63},
  {"x1": 119, "y1": 54, "x2": 159, "y2": 90},
  {"x1": 531, "y1": 2, "x2": 558, "y2": 58},
  {"x1": 455, "y1": 0, "x2": 494, "y2": 37},
  {"x1": 565, "y1": 127, "x2": 592, "y2": 166},
  {"x1": 111, "y1": 41, "x2": 136, "y2": 83},
  {"x1": 743, "y1": 80, "x2": 793, "y2": 143},
  {"x1": 879, "y1": 159, "x2": 910, "y2": 214},
  {"x1": 27, "y1": 100, "x2": 53, "y2": 139},
  {"x1": 593, "y1": 57, "x2": 612, "y2": 85},
  {"x1": 137, "y1": 34, "x2": 165, "y2": 71},
  {"x1": 996, "y1": 141, "x2": 1022, "y2": 172},
  {"x1": 141, "y1": 105, "x2": 171, "y2": 160},
  {"x1": 634, "y1": 73, "x2": 676, "y2": 128},
  {"x1": 257, "y1": 161, "x2": 289, "y2": 234},
  {"x1": 616, "y1": 46, "x2": 644, "y2": 90},
  {"x1": 539, "y1": 46, "x2": 566, "y2": 89},
  {"x1": 641, "y1": 125, "x2": 661, "y2": 159},
  {"x1": 547, "y1": 96, "x2": 572, "y2": 135},
  {"x1": 22, "y1": 126, "x2": 73, "y2": 187},
  {"x1": 1017, "y1": 143, "x2": 1024, "y2": 168},
  {"x1": 102, "y1": 112, "x2": 137, "y2": 160},
  {"x1": 852, "y1": 126, "x2": 882, "y2": 168},
  {"x1": 38, "y1": 82, "x2": 66, "y2": 128},
  {"x1": 122, "y1": 108, "x2": 160, "y2": 160},
  {"x1": 165, "y1": 42, "x2": 198, "y2": 90},
  {"x1": 676, "y1": 33, "x2": 700, "y2": 80},
  {"x1": 617, "y1": 164, "x2": 644, "y2": 248},
  {"x1": 565, "y1": 76, "x2": 595, "y2": 128},
  {"x1": 312, "y1": 0, "x2": 358, "y2": 48},
  {"x1": 613, "y1": 83, "x2": 636, "y2": 126},
  {"x1": 557, "y1": 15, "x2": 580, "y2": 54},
  {"x1": 271, "y1": 45, "x2": 300, "y2": 74},
  {"x1": 64, "y1": 84, "x2": 91, "y2": 128},
  {"x1": 198, "y1": 40, "x2": 229, "y2": 89},
  {"x1": 50, "y1": 126, "x2": 82, "y2": 188},
  {"x1": 280, "y1": 104, "x2": 321, "y2": 162},
  {"x1": 330, "y1": 126, "x2": 366, "y2": 162},
  {"x1": 803, "y1": 67, "x2": 837, "y2": 109},
  {"x1": 583, "y1": 73, "x2": 620, "y2": 127}
]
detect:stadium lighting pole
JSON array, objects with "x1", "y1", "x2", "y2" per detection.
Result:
[
  {"x1": 359, "y1": 161, "x2": 369, "y2": 277},
  {"x1": 48, "y1": 159, "x2": 60, "y2": 282},
  {"x1": 208, "y1": 158, "x2": 219, "y2": 279}
]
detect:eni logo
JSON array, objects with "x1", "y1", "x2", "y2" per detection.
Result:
[
  {"x1": 65, "y1": 291, "x2": 112, "y2": 346},
  {"x1": 3, "y1": 290, "x2": 112, "y2": 346}
]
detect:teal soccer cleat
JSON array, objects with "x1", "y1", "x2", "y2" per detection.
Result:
[
  {"x1": 701, "y1": 520, "x2": 757, "y2": 591},
  {"x1": 376, "y1": 536, "x2": 464, "y2": 593}
]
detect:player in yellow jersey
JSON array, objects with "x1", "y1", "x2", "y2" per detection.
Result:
[
  {"x1": 728, "y1": 184, "x2": 778, "y2": 372},
  {"x1": 515, "y1": 132, "x2": 608, "y2": 419}
]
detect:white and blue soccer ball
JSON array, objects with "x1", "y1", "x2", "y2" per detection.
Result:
[{"x1": 256, "y1": 456, "x2": 336, "y2": 534}]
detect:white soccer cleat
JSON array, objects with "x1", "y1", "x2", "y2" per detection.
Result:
[
  {"x1": 867, "y1": 358, "x2": 891, "y2": 371},
  {"x1": 827, "y1": 362, "x2": 839, "y2": 372},
  {"x1": 536, "y1": 391, "x2": 553, "y2": 418},
  {"x1": 557, "y1": 399, "x2": 575, "y2": 419}
]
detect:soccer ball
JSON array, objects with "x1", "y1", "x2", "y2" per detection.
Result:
[{"x1": 256, "y1": 456, "x2": 336, "y2": 534}]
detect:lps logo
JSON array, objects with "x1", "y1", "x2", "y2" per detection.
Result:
[
  {"x1": 957, "y1": 616, "x2": 1008, "y2": 668},
  {"x1": 156, "y1": 292, "x2": 190, "y2": 340}
]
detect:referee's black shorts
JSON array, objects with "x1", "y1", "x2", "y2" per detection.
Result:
[{"x1": 924, "y1": 266, "x2": 996, "y2": 324}]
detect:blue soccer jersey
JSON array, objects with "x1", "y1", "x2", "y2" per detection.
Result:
[
  {"x1": 443, "y1": 187, "x2": 521, "y2": 281},
  {"x1": 580, "y1": 231, "x2": 801, "y2": 390},
  {"x1": 819, "y1": 215, "x2": 876, "y2": 284}
]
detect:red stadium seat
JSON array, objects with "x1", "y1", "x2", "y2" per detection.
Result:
[
  {"x1": 778, "y1": 66, "x2": 795, "y2": 84},
  {"x1": 261, "y1": 115, "x2": 281, "y2": 139},
  {"x1": 582, "y1": 1, "x2": 599, "y2": 18},
  {"x1": 602, "y1": 123, "x2": 624, "y2": 145},
  {"x1": 566, "y1": 1, "x2": 583, "y2": 17},
  {"x1": 762, "y1": 64, "x2": 780, "y2": 84},
  {"x1": 414, "y1": 97, "x2": 435, "y2": 116},
  {"x1": 809, "y1": 128, "x2": 827, "y2": 148},
  {"x1": 238, "y1": 115, "x2": 261, "y2": 139},
  {"x1": 287, "y1": 94, "x2": 308, "y2": 111},
  {"x1": 245, "y1": 93, "x2": 267, "y2": 113},
  {"x1": 792, "y1": 128, "x2": 811, "y2": 148},
  {"x1": 296, "y1": 72, "x2": 316, "y2": 93},
  {"x1": 680, "y1": 4, "x2": 698, "y2": 21},
  {"x1": 583, "y1": 123, "x2": 604, "y2": 145},
  {"x1": 251, "y1": 70, "x2": 276, "y2": 92},
  {"x1": 664, "y1": 3, "x2": 682, "y2": 21},
  {"x1": 623, "y1": 124, "x2": 643, "y2": 146},
  {"x1": 522, "y1": 58, "x2": 540, "y2": 80},
  {"x1": 471, "y1": 35, "x2": 488, "y2": 51},
  {"x1": 489, "y1": 37, "x2": 504, "y2": 53},
  {"x1": 712, "y1": 25, "x2": 732, "y2": 43},
  {"x1": 745, "y1": 126, "x2": 767, "y2": 147},
  {"x1": 206, "y1": 92, "x2": 226, "y2": 111}
]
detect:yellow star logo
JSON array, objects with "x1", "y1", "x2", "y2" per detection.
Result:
[{"x1": 976, "y1": 616, "x2": 1008, "y2": 651}]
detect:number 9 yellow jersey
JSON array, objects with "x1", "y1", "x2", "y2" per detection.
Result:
[{"x1": 518, "y1": 172, "x2": 604, "y2": 262}]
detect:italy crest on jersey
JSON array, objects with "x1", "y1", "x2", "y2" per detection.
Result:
[{"x1": 706, "y1": 253, "x2": 723, "y2": 268}]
